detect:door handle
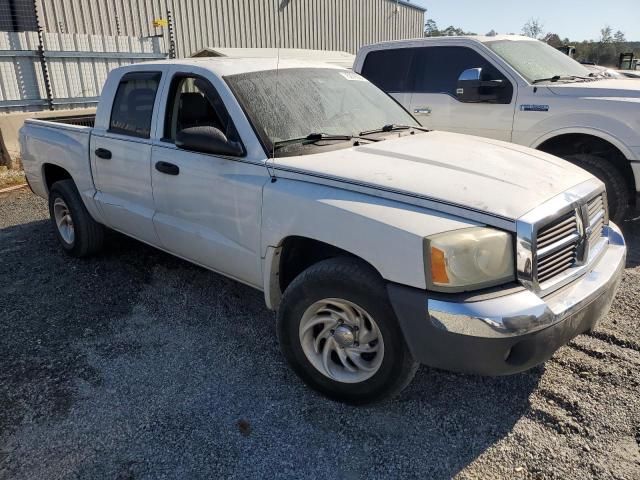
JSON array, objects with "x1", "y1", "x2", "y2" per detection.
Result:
[
  {"x1": 155, "y1": 161, "x2": 180, "y2": 176},
  {"x1": 414, "y1": 107, "x2": 432, "y2": 116},
  {"x1": 95, "y1": 148, "x2": 112, "y2": 159}
]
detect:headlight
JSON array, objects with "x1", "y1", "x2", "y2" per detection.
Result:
[{"x1": 425, "y1": 227, "x2": 515, "y2": 292}]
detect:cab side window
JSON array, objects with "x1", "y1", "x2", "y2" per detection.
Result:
[
  {"x1": 164, "y1": 76, "x2": 237, "y2": 142},
  {"x1": 413, "y1": 46, "x2": 513, "y2": 102},
  {"x1": 361, "y1": 48, "x2": 416, "y2": 93},
  {"x1": 109, "y1": 72, "x2": 161, "y2": 138}
]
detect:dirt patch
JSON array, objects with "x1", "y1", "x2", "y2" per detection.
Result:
[{"x1": 0, "y1": 167, "x2": 26, "y2": 190}]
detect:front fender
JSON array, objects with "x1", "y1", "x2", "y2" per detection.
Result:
[
  {"x1": 261, "y1": 179, "x2": 478, "y2": 291},
  {"x1": 515, "y1": 108, "x2": 638, "y2": 161}
]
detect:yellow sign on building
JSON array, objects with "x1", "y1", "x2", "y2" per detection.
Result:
[{"x1": 153, "y1": 19, "x2": 168, "y2": 28}]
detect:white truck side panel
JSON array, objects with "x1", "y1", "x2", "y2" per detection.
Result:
[
  {"x1": 261, "y1": 179, "x2": 477, "y2": 290},
  {"x1": 19, "y1": 121, "x2": 106, "y2": 224}
]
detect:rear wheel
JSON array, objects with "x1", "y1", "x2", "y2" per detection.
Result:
[
  {"x1": 563, "y1": 153, "x2": 630, "y2": 223},
  {"x1": 48, "y1": 179, "x2": 104, "y2": 257},
  {"x1": 277, "y1": 257, "x2": 419, "y2": 404}
]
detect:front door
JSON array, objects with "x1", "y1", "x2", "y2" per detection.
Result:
[
  {"x1": 150, "y1": 73, "x2": 268, "y2": 288},
  {"x1": 91, "y1": 71, "x2": 163, "y2": 245},
  {"x1": 408, "y1": 46, "x2": 517, "y2": 141}
]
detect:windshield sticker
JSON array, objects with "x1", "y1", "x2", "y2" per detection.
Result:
[
  {"x1": 520, "y1": 104, "x2": 549, "y2": 112},
  {"x1": 339, "y1": 71, "x2": 367, "y2": 82}
]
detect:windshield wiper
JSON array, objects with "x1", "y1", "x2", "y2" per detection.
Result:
[
  {"x1": 273, "y1": 132, "x2": 384, "y2": 151},
  {"x1": 273, "y1": 133, "x2": 353, "y2": 151},
  {"x1": 532, "y1": 75, "x2": 592, "y2": 84},
  {"x1": 359, "y1": 124, "x2": 429, "y2": 136}
]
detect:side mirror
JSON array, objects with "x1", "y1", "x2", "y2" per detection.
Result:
[
  {"x1": 175, "y1": 126, "x2": 244, "y2": 157},
  {"x1": 456, "y1": 67, "x2": 506, "y2": 103}
]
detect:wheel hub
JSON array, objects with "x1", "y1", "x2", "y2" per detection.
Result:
[
  {"x1": 53, "y1": 197, "x2": 75, "y2": 245},
  {"x1": 298, "y1": 298, "x2": 384, "y2": 383},
  {"x1": 333, "y1": 324, "x2": 355, "y2": 348}
]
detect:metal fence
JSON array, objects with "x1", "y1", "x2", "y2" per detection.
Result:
[{"x1": 0, "y1": 31, "x2": 166, "y2": 112}]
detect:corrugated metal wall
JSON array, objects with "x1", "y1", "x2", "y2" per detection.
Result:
[
  {"x1": 35, "y1": 0, "x2": 425, "y2": 57},
  {"x1": 0, "y1": 31, "x2": 165, "y2": 112}
]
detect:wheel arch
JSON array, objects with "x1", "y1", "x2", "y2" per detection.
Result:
[
  {"x1": 534, "y1": 131, "x2": 636, "y2": 197},
  {"x1": 42, "y1": 163, "x2": 74, "y2": 194},
  {"x1": 263, "y1": 236, "x2": 384, "y2": 311}
]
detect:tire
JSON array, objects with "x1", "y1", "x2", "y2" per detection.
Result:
[
  {"x1": 563, "y1": 153, "x2": 630, "y2": 224},
  {"x1": 277, "y1": 257, "x2": 419, "y2": 404},
  {"x1": 48, "y1": 179, "x2": 104, "y2": 257}
]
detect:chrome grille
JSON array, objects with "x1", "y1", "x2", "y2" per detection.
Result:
[
  {"x1": 535, "y1": 211, "x2": 580, "y2": 284},
  {"x1": 587, "y1": 194, "x2": 606, "y2": 252}
]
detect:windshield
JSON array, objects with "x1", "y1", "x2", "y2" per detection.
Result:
[
  {"x1": 484, "y1": 39, "x2": 593, "y2": 84},
  {"x1": 225, "y1": 68, "x2": 418, "y2": 155}
]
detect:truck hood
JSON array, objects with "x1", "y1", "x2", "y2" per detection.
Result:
[
  {"x1": 273, "y1": 131, "x2": 594, "y2": 221},
  {"x1": 548, "y1": 78, "x2": 640, "y2": 98}
]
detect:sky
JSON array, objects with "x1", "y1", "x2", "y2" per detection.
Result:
[{"x1": 409, "y1": 0, "x2": 640, "y2": 41}]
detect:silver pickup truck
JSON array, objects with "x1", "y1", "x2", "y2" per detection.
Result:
[{"x1": 20, "y1": 58, "x2": 626, "y2": 403}]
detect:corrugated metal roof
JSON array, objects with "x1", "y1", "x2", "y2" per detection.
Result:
[{"x1": 191, "y1": 47, "x2": 356, "y2": 69}]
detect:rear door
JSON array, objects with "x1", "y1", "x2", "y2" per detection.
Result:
[
  {"x1": 91, "y1": 70, "x2": 164, "y2": 245},
  {"x1": 408, "y1": 46, "x2": 516, "y2": 141}
]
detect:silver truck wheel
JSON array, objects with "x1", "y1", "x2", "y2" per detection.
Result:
[
  {"x1": 53, "y1": 197, "x2": 75, "y2": 245},
  {"x1": 48, "y1": 179, "x2": 104, "y2": 257},
  {"x1": 299, "y1": 298, "x2": 384, "y2": 383}
]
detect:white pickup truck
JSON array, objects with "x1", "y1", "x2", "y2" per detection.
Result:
[
  {"x1": 20, "y1": 58, "x2": 626, "y2": 403},
  {"x1": 354, "y1": 35, "x2": 640, "y2": 222}
]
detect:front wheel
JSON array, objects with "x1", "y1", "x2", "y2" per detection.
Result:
[
  {"x1": 277, "y1": 258, "x2": 419, "y2": 404},
  {"x1": 563, "y1": 153, "x2": 630, "y2": 224}
]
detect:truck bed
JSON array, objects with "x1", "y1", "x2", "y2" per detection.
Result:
[
  {"x1": 21, "y1": 116, "x2": 95, "y2": 201},
  {"x1": 42, "y1": 114, "x2": 96, "y2": 128}
]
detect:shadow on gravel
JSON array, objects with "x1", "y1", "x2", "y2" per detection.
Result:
[{"x1": 1, "y1": 216, "x2": 544, "y2": 479}]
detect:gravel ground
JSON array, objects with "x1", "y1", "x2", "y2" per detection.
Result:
[{"x1": 1, "y1": 188, "x2": 639, "y2": 480}]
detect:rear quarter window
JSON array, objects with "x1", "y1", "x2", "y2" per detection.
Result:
[{"x1": 109, "y1": 72, "x2": 162, "y2": 139}]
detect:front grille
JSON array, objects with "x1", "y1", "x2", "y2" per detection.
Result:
[
  {"x1": 535, "y1": 211, "x2": 580, "y2": 283},
  {"x1": 587, "y1": 194, "x2": 606, "y2": 252}
]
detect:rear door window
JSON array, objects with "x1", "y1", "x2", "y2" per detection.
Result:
[
  {"x1": 360, "y1": 48, "x2": 415, "y2": 93},
  {"x1": 109, "y1": 72, "x2": 162, "y2": 138}
]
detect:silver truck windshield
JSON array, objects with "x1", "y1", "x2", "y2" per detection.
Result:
[
  {"x1": 484, "y1": 39, "x2": 593, "y2": 84},
  {"x1": 225, "y1": 68, "x2": 418, "y2": 155}
]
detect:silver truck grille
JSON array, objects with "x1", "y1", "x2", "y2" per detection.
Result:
[
  {"x1": 533, "y1": 192, "x2": 608, "y2": 286},
  {"x1": 536, "y1": 211, "x2": 580, "y2": 283},
  {"x1": 587, "y1": 194, "x2": 606, "y2": 252},
  {"x1": 516, "y1": 179, "x2": 608, "y2": 295}
]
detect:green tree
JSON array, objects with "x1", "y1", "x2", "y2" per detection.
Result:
[
  {"x1": 424, "y1": 18, "x2": 476, "y2": 37},
  {"x1": 424, "y1": 19, "x2": 439, "y2": 37},
  {"x1": 543, "y1": 33, "x2": 563, "y2": 48},
  {"x1": 614, "y1": 30, "x2": 626, "y2": 43}
]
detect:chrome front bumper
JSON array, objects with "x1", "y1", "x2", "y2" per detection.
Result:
[
  {"x1": 387, "y1": 223, "x2": 626, "y2": 376},
  {"x1": 428, "y1": 223, "x2": 625, "y2": 339}
]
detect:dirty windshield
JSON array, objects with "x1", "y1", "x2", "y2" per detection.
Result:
[
  {"x1": 225, "y1": 68, "x2": 419, "y2": 156},
  {"x1": 484, "y1": 39, "x2": 594, "y2": 84}
]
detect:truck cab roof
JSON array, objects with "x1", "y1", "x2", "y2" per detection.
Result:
[
  {"x1": 111, "y1": 56, "x2": 346, "y2": 78},
  {"x1": 361, "y1": 34, "x2": 537, "y2": 51}
]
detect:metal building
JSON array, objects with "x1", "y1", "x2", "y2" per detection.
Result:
[{"x1": 32, "y1": 0, "x2": 426, "y2": 57}]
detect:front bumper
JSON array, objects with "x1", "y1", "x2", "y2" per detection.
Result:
[{"x1": 387, "y1": 224, "x2": 626, "y2": 376}]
